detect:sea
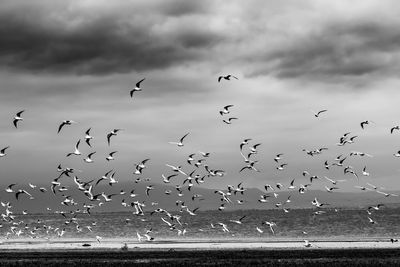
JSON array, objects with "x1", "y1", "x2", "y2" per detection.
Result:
[{"x1": 1, "y1": 208, "x2": 399, "y2": 241}]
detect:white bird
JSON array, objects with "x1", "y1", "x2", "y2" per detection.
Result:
[
  {"x1": 58, "y1": 120, "x2": 77, "y2": 133},
  {"x1": 229, "y1": 215, "x2": 246, "y2": 224},
  {"x1": 219, "y1": 105, "x2": 234, "y2": 115},
  {"x1": 168, "y1": 133, "x2": 190, "y2": 147},
  {"x1": 311, "y1": 109, "x2": 327, "y2": 117},
  {"x1": 368, "y1": 217, "x2": 377, "y2": 224},
  {"x1": 13, "y1": 110, "x2": 24, "y2": 128},
  {"x1": 106, "y1": 151, "x2": 117, "y2": 161},
  {"x1": 223, "y1": 117, "x2": 238, "y2": 124},
  {"x1": 394, "y1": 150, "x2": 400, "y2": 157},
  {"x1": 84, "y1": 128, "x2": 93, "y2": 147},
  {"x1": 218, "y1": 74, "x2": 238, "y2": 82},
  {"x1": 107, "y1": 129, "x2": 122, "y2": 146},
  {"x1": 263, "y1": 221, "x2": 276, "y2": 234},
  {"x1": 391, "y1": 125, "x2": 400, "y2": 134},
  {"x1": 130, "y1": 78, "x2": 145, "y2": 97},
  {"x1": 362, "y1": 166, "x2": 370, "y2": 176},
  {"x1": 162, "y1": 174, "x2": 178, "y2": 183},
  {"x1": 66, "y1": 140, "x2": 81, "y2": 157},
  {"x1": 0, "y1": 146, "x2": 10, "y2": 157},
  {"x1": 83, "y1": 152, "x2": 96, "y2": 163}
]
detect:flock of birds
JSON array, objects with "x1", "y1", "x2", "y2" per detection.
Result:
[{"x1": 1, "y1": 74, "x2": 400, "y2": 247}]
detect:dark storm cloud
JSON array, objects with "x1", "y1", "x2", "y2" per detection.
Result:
[
  {"x1": 0, "y1": 0, "x2": 221, "y2": 75},
  {"x1": 247, "y1": 20, "x2": 400, "y2": 81}
]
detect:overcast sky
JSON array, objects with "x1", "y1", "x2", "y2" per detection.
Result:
[{"x1": 1, "y1": 0, "x2": 400, "y2": 192}]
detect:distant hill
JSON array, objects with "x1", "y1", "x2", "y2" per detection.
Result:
[{"x1": 1, "y1": 180, "x2": 400, "y2": 215}]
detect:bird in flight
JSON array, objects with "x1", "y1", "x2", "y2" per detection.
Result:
[
  {"x1": 84, "y1": 128, "x2": 93, "y2": 147},
  {"x1": 0, "y1": 146, "x2": 10, "y2": 157},
  {"x1": 66, "y1": 140, "x2": 81, "y2": 157},
  {"x1": 130, "y1": 78, "x2": 145, "y2": 97},
  {"x1": 218, "y1": 74, "x2": 238, "y2": 82},
  {"x1": 107, "y1": 129, "x2": 122, "y2": 146},
  {"x1": 219, "y1": 105, "x2": 234, "y2": 116},
  {"x1": 58, "y1": 120, "x2": 77, "y2": 134},
  {"x1": 13, "y1": 110, "x2": 25, "y2": 128},
  {"x1": 391, "y1": 126, "x2": 400, "y2": 134},
  {"x1": 169, "y1": 133, "x2": 189, "y2": 147},
  {"x1": 223, "y1": 117, "x2": 238, "y2": 124},
  {"x1": 360, "y1": 120, "x2": 374, "y2": 129},
  {"x1": 311, "y1": 109, "x2": 327, "y2": 118}
]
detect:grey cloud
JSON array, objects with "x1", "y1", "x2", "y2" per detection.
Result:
[
  {"x1": 246, "y1": 20, "x2": 400, "y2": 82},
  {"x1": 0, "y1": 1, "x2": 222, "y2": 75}
]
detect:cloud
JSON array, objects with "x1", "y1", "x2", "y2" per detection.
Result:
[
  {"x1": 240, "y1": 6, "x2": 400, "y2": 83},
  {"x1": 0, "y1": 0, "x2": 222, "y2": 75}
]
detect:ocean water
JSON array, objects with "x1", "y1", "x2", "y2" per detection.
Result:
[{"x1": 1, "y1": 208, "x2": 399, "y2": 241}]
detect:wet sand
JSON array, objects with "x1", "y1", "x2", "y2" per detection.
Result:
[
  {"x1": 0, "y1": 239, "x2": 399, "y2": 266},
  {"x1": 0, "y1": 248, "x2": 399, "y2": 266}
]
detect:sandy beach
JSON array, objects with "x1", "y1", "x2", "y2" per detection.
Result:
[
  {"x1": 0, "y1": 244, "x2": 399, "y2": 266},
  {"x1": 0, "y1": 238, "x2": 400, "y2": 251}
]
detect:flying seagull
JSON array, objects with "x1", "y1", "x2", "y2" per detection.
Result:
[
  {"x1": 130, "y1": 78, "x2": 145, "y2": 97},
  {"x1": 218, "y1": 74, "x2": 238, "y2": 82},
  {"x1": 223, "y1": 117, "x2": 238, "y2": 124},
  {"x1": 13, "y1": 110, "x2": 25, "y2": 128},
  {"x1": 58, "y1": 120, "x2": 77, "y2": 134},
  {"x1": 84, "y1": 128, "x2": 93, "y2": 147},
  {"x1": 107, "y1": 129, "x2": 122, "y2": 146},
  {"x1": 169, "y1": 133, "x2": 189, "y2": 147},
  {"x1": 66, "y1": 140, "x2": 81, "y2": 157},
  {"x1": 311, "y1": 109, "x2": 327, "y2": 117},
  {"x1": 0, "y1": 146, "x2": 10, "y2": 157},
  {"x1": 219, "y1": 105, "x2": 234, "y2": 115}
]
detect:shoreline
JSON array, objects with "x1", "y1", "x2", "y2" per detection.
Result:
[{"x1": 0, "y1": 238, "x2": 399, "y2": 251}]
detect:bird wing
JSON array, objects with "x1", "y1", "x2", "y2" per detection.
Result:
[
  {"x1": 180, "y1": 133, "x2": 190, "y2": 143},
  {"x1": 57, "y1": 122, "x2": 66, "y2": 133},
  {"x1": 136, "y1": 78, "x2": 145, "y2": 88},
  {"x1": 13, "y1": 119, "x2": 18, "y2": 128},
  {"x1": 107, "y1": 133, "x2": 112, "y2": 145},
  {"x1": 218, "y1": 76, "x2": 223, "y2": 82}
]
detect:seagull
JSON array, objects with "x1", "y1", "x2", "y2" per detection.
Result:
[
  {"x1": 394, "y1": 151, "x2": 400, "y2": 157},
  {"x1": 229, "y1": 215, "x2": 246, "y2": 224},
  {"x1": 324, "y1": 176, "x2": 346, "y2": 185},
  {"x1": 0, "y1": 146, "x2": 10, "y2": 157},
  {"x1": 106, "y1": 151, "x2": 118, "y2": 161},
  {"x1": 368, "y1": 217, "x2": 377, "y2": 224},
  {"x1": 58, "y1": 120, "x2": 76, "y2": 133},
  {"x1": 107, "y1": 129, "x2": 122, "y2": 146},
  {"x1": 15, "y1": 189, "x2": 32, "y2": 200},
  {"x1": 360, "y1": 120, "x2": 374, "y2": 129},
  {"x1": 276, "y1": 164, "x2": 287, "y2": 171},
  {"x1": 162, "y1": 174, "x2": 178, "y2": 183},
  {"x1": 274, "y1": 154, "x2": 283, "y2": 163},
  {"x1": 83, "y1": 152, "x2": 96, "y2": 163},
  {"x1": 239, "y1": 138, "x2": 252, "y2": 150},
  {"x1": 362, "y1": 167, "x2": 370, "y2": 176},
  {"x1": 169, "y1": 133, "x2": 189, "y2": 147},
  {"x1": 391, "y1": 126, "x2": 400, "y2": 134},
  {"x1": 130, "y1": 78, "x2": 145, "y2": 97},
  {"x1": 304, "y1": 240, "x2": 312, "y2": 248},
  {"x1": 218, "y1": 74, "x2": 238, "y2": 82},
  {"x1": 325, "y1": 186, "x2": 339, "y2": 193},
  {"x1": 66, "y1": 140, "x2": 81, "y2": 157},
  {"x1": 222, "y1": 117, "x2": 238, "y2": 124},
  {"x1": 219, "y1": 105, "x2": 234, "y2": 115},
  {"x1": 311, "y1": 109, "x2": 327, "y2": 118},
  {"x1": 13, "y1": 110, "x2": 25, "y2": 128},
  {"x1": 5, "y1": 184, "x2": 17, "y2": 193},
  {"x1": 145, "y1": 185, "x2": 154, "y2": 196},
  {"x1": 84, "y1": 128, "x2": 93, "y2": 147},
  {"x1": 262, "y1": 221, "x2": 276, "y2": 234}
]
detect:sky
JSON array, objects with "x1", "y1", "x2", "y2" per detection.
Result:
[{"x1": 1, "y1": 0, "x2": 400, "y2": 192}]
